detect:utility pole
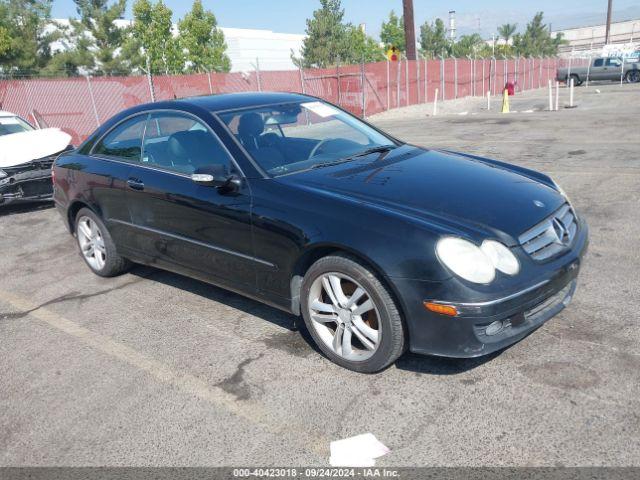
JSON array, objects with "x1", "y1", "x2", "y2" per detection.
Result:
[
  {"x1": 605, "y1": 0, "x2": 613, "y2": 44},
  {"x1": 402, "y1": 0, "x2": 417, "y2": 60}
]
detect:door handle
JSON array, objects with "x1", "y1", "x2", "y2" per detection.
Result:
[{"x1": 127, "y1": 178, "x2": 145, "y2": 191}]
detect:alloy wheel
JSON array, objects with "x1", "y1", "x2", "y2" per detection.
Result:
[
  {"x1": 308, "y1": 272, "x2": 381, "y2": 361},
  {"x1": 77, "y1": 216, "x2": 106, "y2": 271}
]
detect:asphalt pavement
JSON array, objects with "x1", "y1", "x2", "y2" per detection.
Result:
[{"x1": 1, "y1": 82, "x2": 639, "y2": 467}]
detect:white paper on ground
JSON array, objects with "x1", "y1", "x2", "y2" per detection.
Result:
[
  {"x1": 329, "y1": 433, "x2": 390, "y2": 467},
  {"x1": 0, "y1": 128, "x2": 72, "y2": 168},
  {"x1": 301, "y1": 101, "x2": 340, "y2": 118}
]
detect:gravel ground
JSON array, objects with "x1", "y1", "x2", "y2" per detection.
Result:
[{"x1": 1, "y1": 82, "x2": 639, "y2": 467}]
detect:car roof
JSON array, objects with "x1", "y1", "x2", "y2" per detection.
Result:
[
  {"x1": 0, "y1": 110, "x2": 18, "y2": 117},
  {"x1": 179, "y1": 91, "x2": 314, "y2": 113}
]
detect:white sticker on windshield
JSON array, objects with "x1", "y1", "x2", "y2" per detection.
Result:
[
  {"x1": 0, "y1": 118, "x2": 19, "y2": 125},
  {"x1": 301, "y1": 101, "x2": 340, "y2": 118}
]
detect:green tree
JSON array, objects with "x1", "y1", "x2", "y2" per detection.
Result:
[
  {"x1": 0, "y1": 26, "x2": 9, "y2": 58},
  {"x1": 497, "y1": 23, "x2": 517, "y2": 44},
  {"x1": 123, "y1": 0, "x2": 182, "y2": 74},
  {"x1": 0, "y1": 5, "x2": 10, "y2": 59},
  {"x1": 298, "y1": 0, "x2": 347, "y2": 68},
  {"x1": 419, "y1": 18, "x2": 449, "y2": 58},
  {"x1": 380, "y1": 10, "x2": 405, "y2": 52},
  {"x1": 451, "y1": 33, "x2": 484, "y2": 57},
  {"x1": 342, "y1": 25, "x2": 384, "y2": 63},
  {"x1": 71, "y1": 0, "x2": 129, "y2": 74},
  {"x1": 513, "y1": 12, "x2": 564, "y2": 56},
  {"x1": 177, "y1": 0, "x2": 230, "y2": 73},
  {"x1": 40, "y1": 25, "x2": 95, "y2": 75},
  {"x1": 0, "y1": 0, "x2": 55, "y2": 73}
]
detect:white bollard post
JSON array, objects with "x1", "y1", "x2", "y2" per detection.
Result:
[
  {"x1": 482, "y1": 60, "x2": 486, "y2": 98},
  {"x1": 487, "y1": 91, "x2": 491, "y2": 111},
  {"x1": 555, "y1": 80, "x2": 560, "y2": 111},
  {"x1": 569, "y1": 78, "x2": 574, "y2": 107},
  {"x1": 548, "y1": 80, "x2": 553, "y2": 111},
  {"x1": 433, "y1": 88, "x2": 439, "y2": 116}
]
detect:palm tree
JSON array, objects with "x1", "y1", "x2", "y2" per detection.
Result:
[{"x1": 498, "y1": 23, "x2": 517, "y2": 44}]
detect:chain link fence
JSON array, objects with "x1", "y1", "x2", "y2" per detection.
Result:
[{"x1": 0, "y1": 57, "x2": 562, "y2": 145}]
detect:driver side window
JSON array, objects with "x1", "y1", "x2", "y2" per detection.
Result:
[
  {"x1": 142, "y1": 112, "x2": 232, "y2": 176},
  {"x1": 93, "y1": 115, "x2": 147, "y2": 161}
]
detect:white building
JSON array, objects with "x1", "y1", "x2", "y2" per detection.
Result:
[
  {"x1": 552, "y1": 18, "x2": 640, "y2": 55},
  {"x1": 221, "y1": 28, "x2": 304, "y2": 72},
  {"x1": 48, "y1": 19, "x2": 305, "y2": 72}
]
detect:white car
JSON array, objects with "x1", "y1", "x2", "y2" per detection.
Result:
[{"x1": 0, "y1": 111, "x2": 72, "y2": 206}]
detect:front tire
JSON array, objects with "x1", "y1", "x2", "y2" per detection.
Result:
[
  {"x1": 75, "y1": 208, "x2": 130, "y2": 277},
  {"x1": 300, "y1": 254, "x2": 406, "y2": 373},
  {"x1": 568, "y1": 74, "x2": 581, "y2": 86}
]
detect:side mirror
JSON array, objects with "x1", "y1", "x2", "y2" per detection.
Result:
[{"x1": 191, "y1": 173, "x2": 241, "y2": 192}]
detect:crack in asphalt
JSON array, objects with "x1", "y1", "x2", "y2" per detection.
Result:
[
  {"x1": 0, "y1": 274, "x2": 154, "y2": 321},
  {"x1": 215, "y1": 352, "x2": 265, "y2": 401}
]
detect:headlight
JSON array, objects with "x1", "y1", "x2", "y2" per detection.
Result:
[
  {"x1": 481, "y1": 240, "x2": 520, "y2": 275},
  {"x1": 437, "y1": 237, "x2": 520, "y2": 284},
  {"x1": 0, "y1": 169, "x2": 6, "y2": 179},
  {"x1": 436, "y1": 237, "x2": 496, "y2": 284}
]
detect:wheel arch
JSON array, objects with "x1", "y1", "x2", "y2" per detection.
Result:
[
  {"x1": 289, "y1": 243, "x2": 409, "y2": 336},
  {"x1": 66, "y1": 200, "x2": 100, "y2": 233}
]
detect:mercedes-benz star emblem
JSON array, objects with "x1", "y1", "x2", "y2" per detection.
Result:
[
  {"x1": 552, "y1": 217, "x2": 570, "y2": 245},
  {"x1": 533, "y1": 200, "x2": 545, "y2": 208}
]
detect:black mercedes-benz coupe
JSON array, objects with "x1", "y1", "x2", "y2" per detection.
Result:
[{"x1": 53, "y1": 92, "x2": 588, "y2": 372}]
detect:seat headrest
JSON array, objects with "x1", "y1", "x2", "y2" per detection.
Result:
[
  {"x1": 238, "y1": 113, "x2": 264, "y2": 139},
  {"x1": 167, "y1": 130, "x2": 209, "y2": 159}
]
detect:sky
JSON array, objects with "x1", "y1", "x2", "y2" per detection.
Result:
[{"x1": 51, "y1": 0, "x2": 640, "y2": 39}]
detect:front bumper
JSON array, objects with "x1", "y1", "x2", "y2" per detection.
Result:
[
  {"x1": 0, "y1": 161, "x2": 54, "y2": 206},
  {"x1": 390, "y1": 219, "x2": 589, "y2": 358}
]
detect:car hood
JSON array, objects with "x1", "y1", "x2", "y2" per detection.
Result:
[
  {"x1": 0, "y1": 128, "x2": 72, "y2": 168},
  {"x1": 279, "y1": 145, "x2": 565, "y2": 243}
]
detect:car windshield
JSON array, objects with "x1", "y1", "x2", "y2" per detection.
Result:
[
  {"x1": 218, "y1": 100, "x2": 397, "y2": 176},
  {"x1": 0, "y1": 116, "x2": 34, "y2": 137}
]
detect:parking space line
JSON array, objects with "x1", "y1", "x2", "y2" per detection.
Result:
[{"x1": 0, "y1": 289, "x2": 328, "y2": 455}]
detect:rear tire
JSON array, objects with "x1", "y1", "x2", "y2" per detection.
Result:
[
  {"x1": 75, "y1": 208, "x2": 131, "y2": 277},
  {"x1": 300, "y1": 254, "x2": 406, "y2": 373},
  {"x1": 625, "y1": 70, "x2": 640, "y2": 83}
]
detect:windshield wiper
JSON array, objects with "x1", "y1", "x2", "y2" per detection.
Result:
[
  {"x1": 310, "y1": 145, "x2": 397, "y2": 170},
  {"x1": 310, "y1": 158, "x2": 358, "y2": 169},
  {"x1": 349, "y1": 145, "x2": 397, "y2": 158}
]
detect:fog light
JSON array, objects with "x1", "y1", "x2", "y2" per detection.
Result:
[
  {"x1": 423, "y1": 302, "x2": 458, "y2": 317},
  {"x1": 485, "y1": 320, "x2": 504, "y2": 336}
]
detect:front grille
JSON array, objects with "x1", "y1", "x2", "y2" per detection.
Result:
[{"x1": 519, "y1": 203, "x2": 578, "y2": 261}]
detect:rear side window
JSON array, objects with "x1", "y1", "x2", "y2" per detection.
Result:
[
  {"x1": 606, "y1": 58, "x2": 621, "y2": 67},
  {"x1": 93, "y1": 115, "x2": 148, "y2": 161},
  {"x1": 593, "y1": 59, "x2": 604, "y2": 67},
  {"x1": 141, "y1": 112, "x2": 232, "y2": 175}
]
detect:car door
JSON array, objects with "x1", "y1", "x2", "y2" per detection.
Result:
[
  {"x1": 603, "y1": 58, "x2": 623, "y2": 80},
  {"x1": 124, "y1": 111, "x2": 257, "y2": 293},
  {"x1": 589, "y1": 58, "x2": 605, "y2": 81},
  {"x1": 89, "y1": 113, "x2": 149, "y2": 250}
]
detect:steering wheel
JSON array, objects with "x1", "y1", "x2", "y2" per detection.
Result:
[{"x1": 309, "y1": 138, "x2": 338, "y2": 159}]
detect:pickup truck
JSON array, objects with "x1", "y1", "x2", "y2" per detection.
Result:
[{"x1": 557, "y1": 57, "x2": 640, "y2": 85}]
